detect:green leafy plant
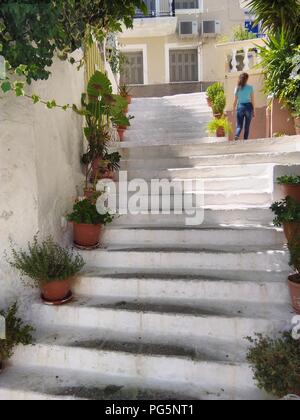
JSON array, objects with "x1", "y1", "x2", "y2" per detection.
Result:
[
  {"x1": 0, "y1": 303, "x2": 34, "y2": 362},
  {"x1": 277, "y1": 176, "x2": 300, "y2": 185},
  {"x1": 291, "y1": 96, "x2": 300, "y2": 119},
  {"x1": 67, "y1": 199, "x2": 114, "y2": 226},
  {"x1": 207, "y1": 117, "x2": 232, "y2": 135},
  {"x1": 247, "y1": 331, "x2": 300, "y2": 398},
  {"x1": 8, "y1": 237, "x2": 85, "y2": 288},
  {"x1": 233, "y1": 25, "x2": 256, "y2": 41},
  {"x1": 105, "y1": 152, "x2": 121, "y2": 172},
  {"x1": 206, "y1": 82, "x2": 224, "y2": 103},
  {"x1": 119, "y1": 83, "x2": 132, "y2": 98},
  {"x1": 288, "y1": 239, "x2": 300, "y2": 278},
  {"x1": 212, "y1": 91, "x2": 226, "y2": 116},
  {"x1": 270, "y1": 197, "x2": 300, "y2": 227}
]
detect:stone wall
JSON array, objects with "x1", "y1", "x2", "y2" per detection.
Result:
[{"x1": 0, "y1": 55, "x2": 85, "y2": 310}]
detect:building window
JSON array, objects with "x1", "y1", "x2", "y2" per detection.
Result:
[
  {"x1": 169, "y1": 49, "x2": 198, "y2": 82},
  {"x1": 175, "y1": 0, "x2": 199, "y2": 9},
  {"x1": 121, "y1": 51, "x2": 144, "y2": 85}
]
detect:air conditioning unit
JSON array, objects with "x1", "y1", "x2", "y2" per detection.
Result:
[
  {"x1": 179, "y1": 21, "x2": 199, "y2": 38},
  {"x1": 202, "y1": 20, "x2": 221, "y2": 37}
]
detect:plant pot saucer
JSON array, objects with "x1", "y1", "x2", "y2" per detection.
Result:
[
  {"x1": 73, "y1": 242, "x2": 101, "y2": 251},
  {"x1": 41, "y1": 291, "x2": 73, "y2": 306}
]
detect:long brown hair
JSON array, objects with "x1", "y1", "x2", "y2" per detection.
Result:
[{"x1": 237, "y1": 72, "x2": 249, "y2": 90}]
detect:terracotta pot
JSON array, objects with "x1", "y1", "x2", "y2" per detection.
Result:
[
  {"x1": 126, "y1": 95, "x2": 133, "y2": 105},
  {"x1": 216, "y1": 127, "x2": 225, "y2": 137},
  {"x1": 295, "y1": 117, "x2": 300, "y2": 135},
  {"x1": 283, "y1": 223, "x2": 300, "y2": 243},
  {"x1": 41, "y1": 279, "x2": 71, "y2": 302},
  {"x1": 73, "y1": 223, "x2": 102, "y2": 247},
  {"x1": 117, "y1": 128, "x2": 126, "y2": 141},
  {"x1": 281, "y1": 184, "x2": 300, "y2": 203},
  {"x1": 288, "y1": 274, "x2": 300, "y2": 314}
]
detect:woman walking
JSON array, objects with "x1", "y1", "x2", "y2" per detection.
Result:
[{"x1": 233, "y1": 72, "x2": 255, "y2": 140}]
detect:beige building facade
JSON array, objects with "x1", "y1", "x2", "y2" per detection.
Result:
[{"x1": 118, "y1": 0, "x2": 246, "y2": 95}]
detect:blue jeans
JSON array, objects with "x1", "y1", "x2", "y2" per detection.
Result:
[{"x1": 235, "y1": 103, "x2": 253, "y2": 140}]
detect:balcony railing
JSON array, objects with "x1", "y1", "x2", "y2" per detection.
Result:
[{"x1": 135, "y1": 0, "x2": 176, "y2": 18}]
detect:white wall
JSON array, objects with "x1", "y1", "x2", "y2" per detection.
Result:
[{"x1": 0, "y1": 55, "x2": 85, "y2": 311}]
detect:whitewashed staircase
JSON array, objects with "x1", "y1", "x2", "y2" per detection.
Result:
[{"x1": 0, "y1": 94, "x2": 298, "y2": 401}]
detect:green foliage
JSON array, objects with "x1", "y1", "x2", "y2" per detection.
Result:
[
  {"x1": 207, "y1": 117, "x2": 232, "y2": 135},
  {"x1": 119, "y1": 83, "x2": 132, "y2": 98},
  {"x1": 67, "y1": 199, "x2": 114, "y2": 226},
  {"x1": 107, "y1": 49, "x2": 127, "y2": 75},
  {"x1": 206, "y1": 82, "x2": 224, "y2": 102},
  {"x1": 212, "y1": 92, "x2": 226, "y2": 116},
  {"x1": 233, "y1": 26, "x2": 256, "y2": 41},
  {"x1": 105, "y1": 152, "x2": 121, "y2": 172},
  {"x1": 277, "y1": 175, "x2": 300, "y2": 185},
  {"x1": 270, "y1": 197, "x2": 300, "y2": 227},
  {"x1": 247, "y1": 0, "x2": 300, "y2": 42},
  {"x1": 291, "y1": 96, "x2": 300, "y2": 118},
  {"x1": 258, "y1": 32, "x2": 300, "y2": 107},
  {"x1": 0, "y1": 0, "x2": 147, "y2": 82},
  {"x1": 8, "y1": 237, "x2": 85, "y2": 288},
  {"x1": 0, "y1": 303, "x2": 34, "y2": 362},
  {"x1": 288, "y1": 239, "x2": 300, "y2": 275},
  {"x1": 247, "y1": 331, "x2": 300, "y2": 398}
]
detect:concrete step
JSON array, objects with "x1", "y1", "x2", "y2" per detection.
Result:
[
  {"x1": 74, "y1": 268, "x2": 290, "y2": 305},
  {"x1": 103, "y1": 226, "x2": 284, "y2": 247},
  {"x1": 0, "y1": 365, "x2": 265, "y2": 400},
  {"x1": 119, "y1": 151, "x2": 300, "y2": 170},
  {"x1": 116, "y1": 136, "x2": 300, "y2": 158},
  {"x1": 79, "y1": 246, "x2": 289, "y2": 272},
  {"x1": 112, "y1": 208, "x2": 274, "y2": 227},
  {"x1": 113, "y1": 176, "x2": 272, "y2": 193},
  {"x1": 27, "y1": 296, "x2": 292, "y2": 347},
  {"x1": 9, "y1": 330, "x2": 264, "y2": 400},
  {"x1": 123, "y1": 163, "x2": 273, "y2": 181},
  {"x1": 0, "y1": 366, "x2": 197, "y2": 400}
]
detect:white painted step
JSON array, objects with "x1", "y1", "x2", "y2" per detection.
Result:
[
  {"x1": 27, "y1": 297, "x2": 292, "y2": 347},
  {"x1": 120, "y1": 151, "x2": 300, "y2": 170},
  {"x1": 124, "y1": 163, "x2": 273, "y2": 181},
  {"x1": 9, "y1": 332, "x2": 263, "y2": 400},
  {"x1": 0, "y1": 365, "x2": 265, "y2": 400},
  {"x1": 103, "y1": 226, "x2": 284, "y2": 248},
  {"x1": 74, "y1": 268, "x2": 290, "y2": 305},
  {"x1": 112, "y1": 208, "x2": 274, "y2": 227},
  {"x1": 79, "y1": 246, "x2": 289, "y2": 272}
]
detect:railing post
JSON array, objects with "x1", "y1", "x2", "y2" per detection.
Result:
[
  {"x1": 243, "y1": 47, "x2": 250, "y2": 71},
  {"x1": 231, "y1": 49, "x2": 238, "y2": 73}
]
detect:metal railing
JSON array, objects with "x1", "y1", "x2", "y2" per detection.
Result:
[{"x1": 135, "y1": 0, "x2": 176, "y2": 18}]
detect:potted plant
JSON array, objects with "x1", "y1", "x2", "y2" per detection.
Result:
[
  {"x1": 100, "y1": 152, "x2": 121, "y2": 180},
  {"x1": 271, "y1": 197, "x2": 300, "y2": 242},
  {"x1": 291, "y1": 96, "x2": 300, "y2": 135},
  {"x1": 8, "y1": 237, "x2": 85, "y2": 304},
  {"x1": 207, "y1": 117, "x2": 232, "y2": 138},
  {"x1": 206, "y1": 82, "x2": 224, "y2": 109},
  {"x1": 212, "y1": 91, "x2": 226, "y2": 118},
  {"x1": 288, "y1": 238, "x2": 300, "y2": 314},
  {"x1": 67, "y1": 198, "x2": 114, "y2": 249},
  {"x1": 119, "y1": 83, "x2": 133, "y2": 106},
  {"x1": 247, "y1": 332, "x2": 300, "y2": 398},
  {"x1": 0, "y1": 303, "x2": 34, "y2": 371},
  {"x1": 277, "y1": 175, "x2": 300, "y2": 203}
]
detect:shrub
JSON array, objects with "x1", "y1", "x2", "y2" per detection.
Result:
[
  {"x1": 207, "y1": 117, "x2": 232, "y2": 135},
  {"x1": 247, "y1": 332, "x2": 300, "y2": 398},
  {"x1": 212, "y1": 91, "x2": 226, "y2": 116},
  {"x1": 67, "y1": 199, "x2": 114, "y2": 226},
  {"x1": 8, "y1": 236, "x2": 85, "y2": 288},
  {"x1": 277, "y1": 175, "x2": 300, "y2": 185},
  {"x1": 233, "y1": 25, "x2": 256, "y2": 41},
  {"x1": 0, "y1": 303, "x2": 34, "y2": 362},
  {"x1": 206, "y1": 83, "x2": 224, "y2": 102},
  {"x1": 288, "y1": 239, "x2": 300, "y2": 278},
  {"x1": 270, "y1": 197, "x2": 300, "y2": 227}
]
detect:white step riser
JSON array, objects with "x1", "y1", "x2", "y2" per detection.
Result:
[
  {"x1": 0, "y1": 390, "x2": 74, "y2": 401},
  {"x1": 74, "y1": 277, "x2": 290, "y2": 305},
  {"x1": 103, "y1": 228, "x2": 284, "y2": 247},
  {"x1": 119, "y1": 138, "x2": 299, "y2": 159},
  {"x1": 112, "y1": 209, "x2": 273, "y2": 227},
  {"x1": 11, "y1": 345, "x2": 258, "y2": 396},
  {"x1": 80, "y1": 250, "x2": 289, "y2": 272},
  {"x1": 28, "y1": 304, "x2": 289, "y2": 347},
  {"x1": 123, "y1": 165, "x2": 273, "y2": 181},
  {"x1": 120, "y1": 152, "x2": 300, "y2": 170}
]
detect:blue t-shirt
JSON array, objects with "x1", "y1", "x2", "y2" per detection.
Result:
[{"x1": 235, "y1": 84, "x2": 254, "y2": 105}]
